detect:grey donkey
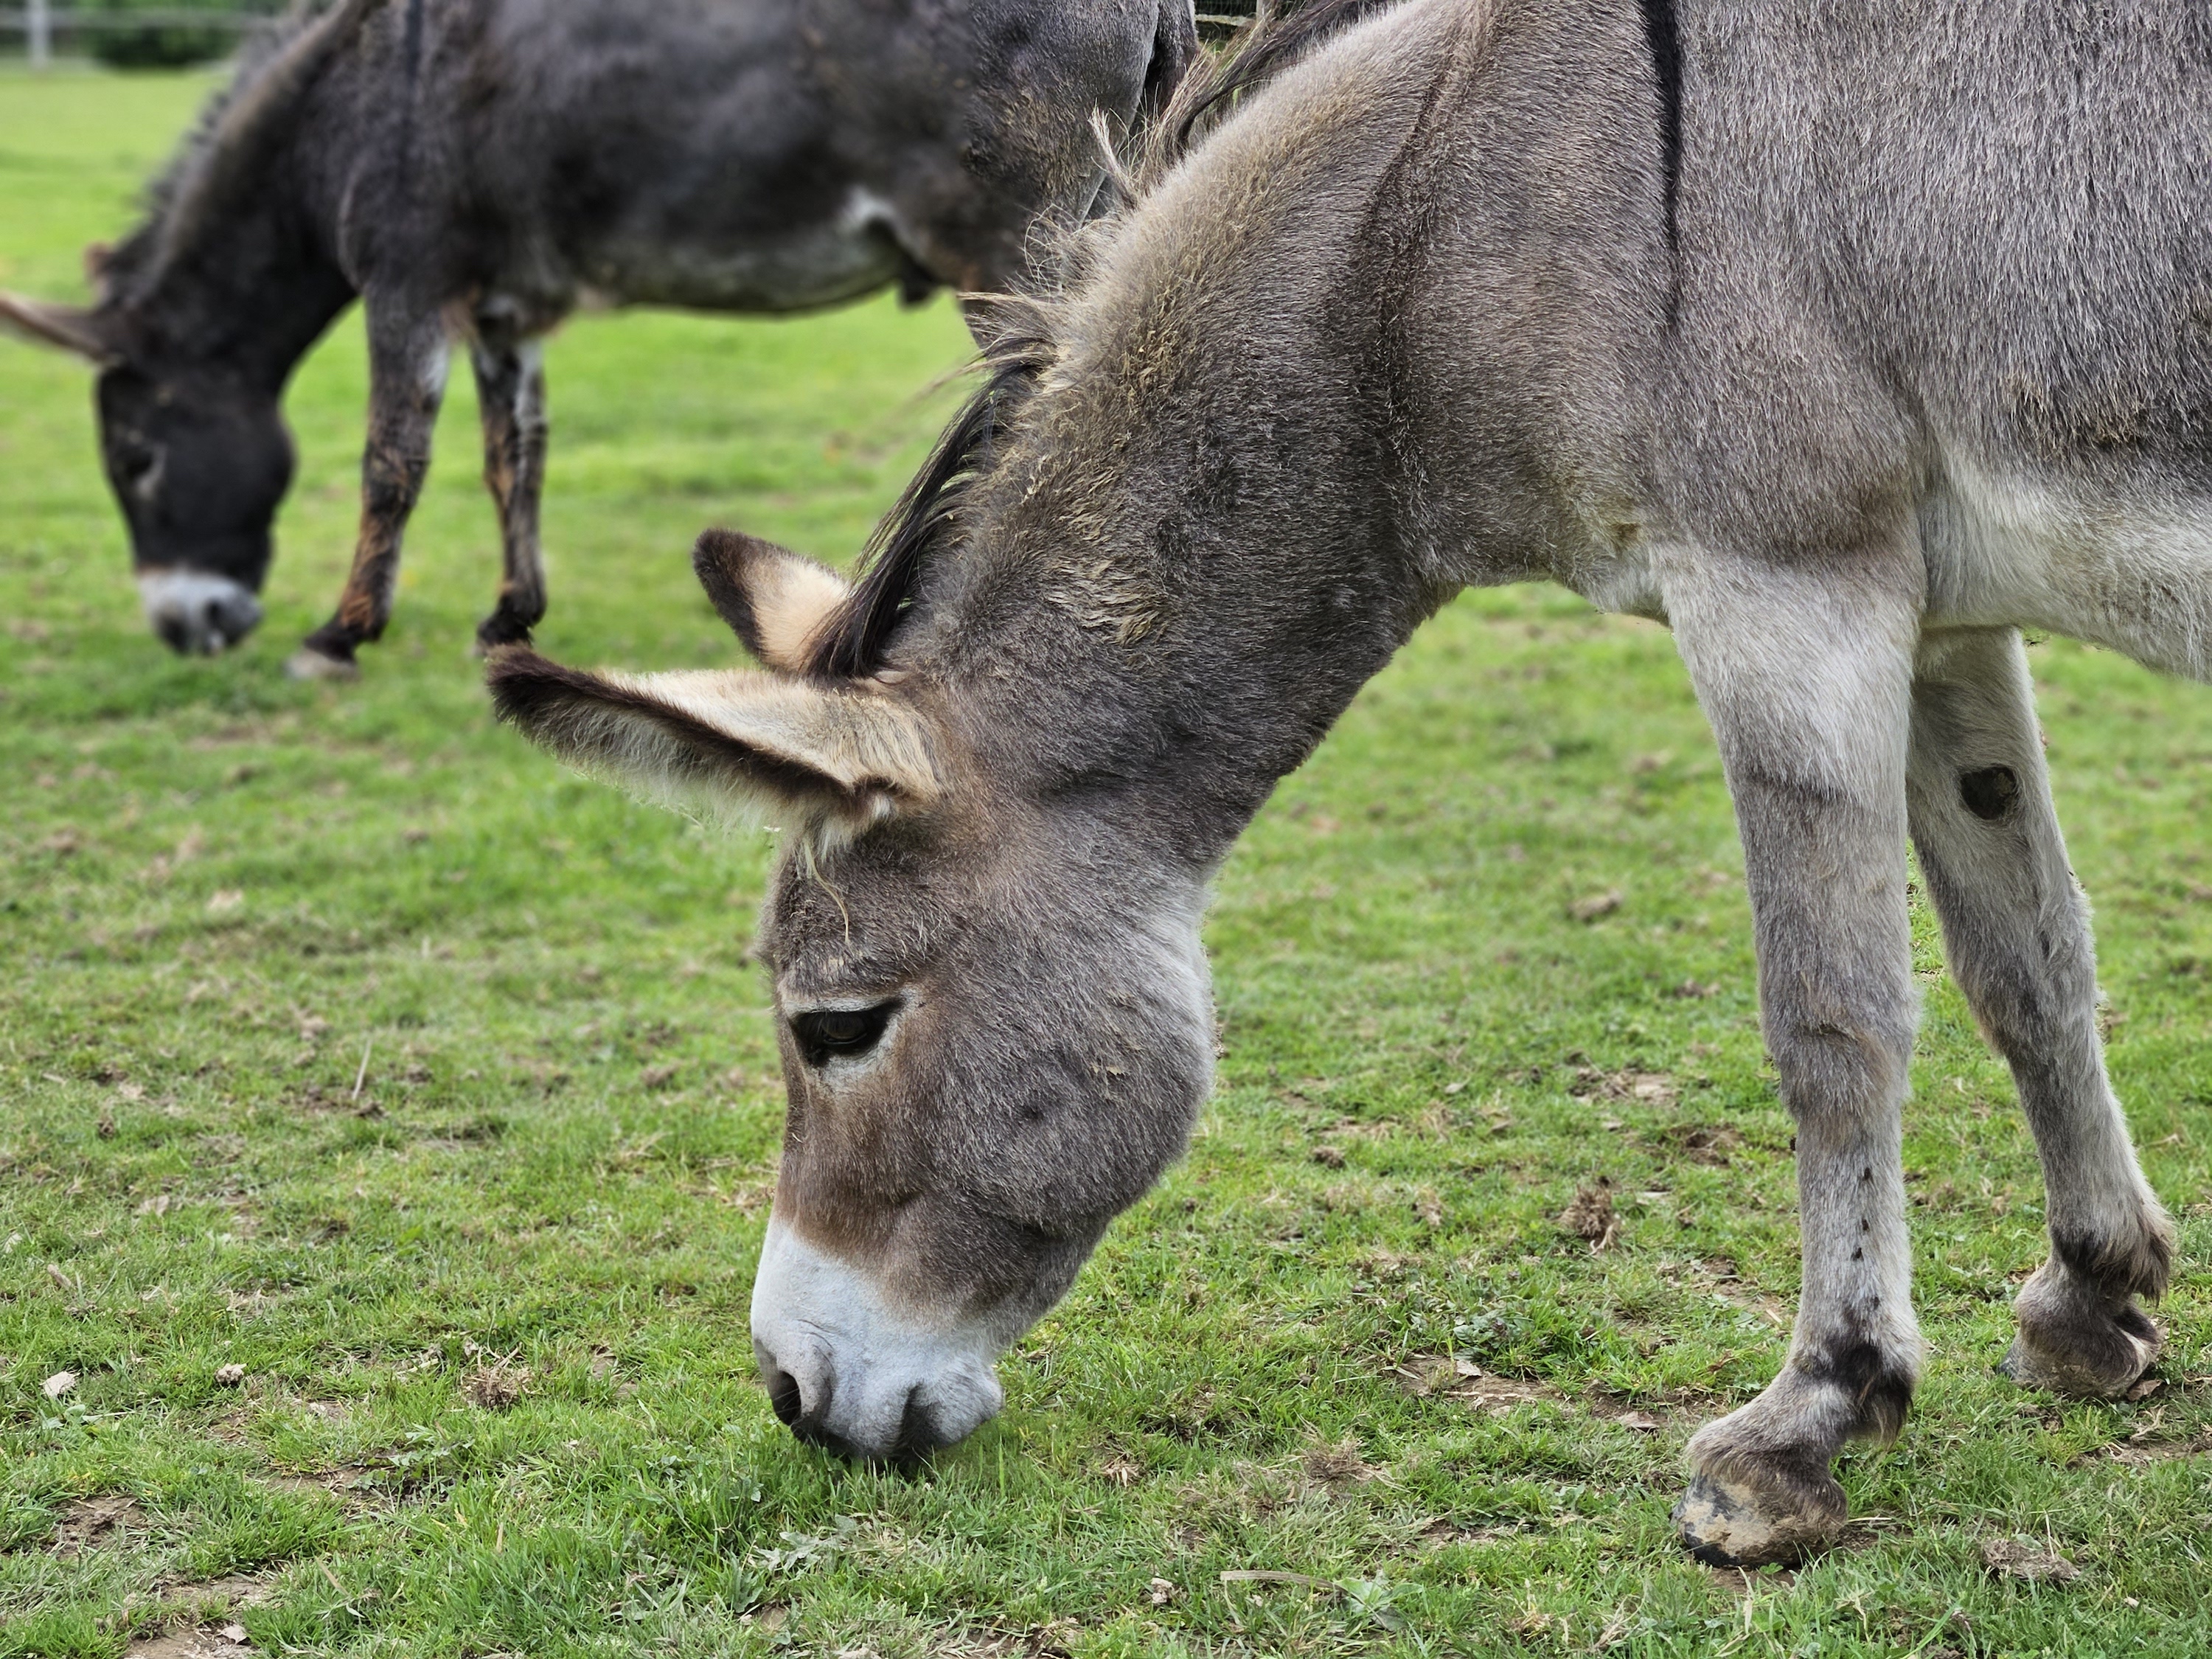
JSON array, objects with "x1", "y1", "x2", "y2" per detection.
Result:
[
  {"x1": 0, "y1": 0, "x2": 1196, "y2": 672},
  {"x1": 486, "y1": 0, "x2": 2191, "y2": 1566}
]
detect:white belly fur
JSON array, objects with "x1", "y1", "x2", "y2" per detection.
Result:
[{"x1": 1924, "y1": 460, "x2": 2212, "y2": 680}]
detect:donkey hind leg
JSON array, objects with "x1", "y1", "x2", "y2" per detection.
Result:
[
  {"x1": 1907, "y1": 628, "x2": 2171, "y2": 1395},
  {"x1": 1663, "y1": 560, "x2": 1924, "y2": 1567},
  {"x1": 469, "y1": 337, "x2": 549, "y2": 653},
  {"x1": 289, "y1": 302, "x2": 451, "y2": 679}
]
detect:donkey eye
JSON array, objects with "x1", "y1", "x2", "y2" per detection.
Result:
[{"x1": 791, "y1": 1002, "x2": 897, "y2": 1066}]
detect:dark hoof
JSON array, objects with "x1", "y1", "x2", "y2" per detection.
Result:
[
  {"x1": 474, "y1": 618, "x2": 536, "y2": 656},
  {"x1": 2002, "y1": 1317, "x2": 2161, "y2": 1399},
  {"x1": 2006, "y1": 1262, "x2": 2164, "y2": 1398},
  {"x1": 1672, "y1": 1469, "x2": 1844, "y2": 1568}
]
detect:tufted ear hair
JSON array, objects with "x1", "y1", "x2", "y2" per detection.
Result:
[
  {"x1": 0, "y1": 291, "x2": 119, "y2": 365},
  {"x1": 486, "y1": 647, "x2": 939, "y2": 835},
  {"x1": 692, "y1": 529, "x2": 852, "y2": 673}
]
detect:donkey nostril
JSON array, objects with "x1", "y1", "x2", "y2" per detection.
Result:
[
  {"x1": 892, "y1": 1385, "x2": 945, "y2": 1466},
  {"x1": 762, "y1": 1363, "x2": 804, "y2": 1427}
]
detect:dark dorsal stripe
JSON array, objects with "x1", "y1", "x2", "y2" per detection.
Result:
[{"x1": 1639, "y1": 0, "x2": 1684, "y2": 260}]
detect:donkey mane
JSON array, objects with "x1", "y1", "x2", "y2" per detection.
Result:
[
  {"x1": 100, "y1": 0, "x2": 371, "y2": 302},
  {"x1": 806, "y1": 315, "x2": 1056, "y2": 679},
  {"x1": 803, "y1": 0, "x2": 1403, "y2": 681}
]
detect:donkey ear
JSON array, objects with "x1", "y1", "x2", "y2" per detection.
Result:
[
  {"x1": 0, "y1": 292, "x2": 118, "y2": 364},
  {"x1": 692, "y1": 529, "x2": 851, "y2": 672},
  {"x1": 487, "y1": 647, "x2": 939, "y2": 832}
]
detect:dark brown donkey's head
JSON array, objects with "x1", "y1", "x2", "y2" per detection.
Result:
[
  {"x1": 3, "y1": 288, "x2": 298, "y2": 655},
  {"x1": 487, "y1": 532, "x2": 1216, "y2": 1461},
  {"x1": 0, "y1": 1, "x2": 372, "y2": 654}
]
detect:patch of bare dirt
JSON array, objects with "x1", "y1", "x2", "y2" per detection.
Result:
[
  {"x1": 52, "y1": 1495, "x2": 145, "y2": 1556},
  {"x1": 1660, "y1": 1123, "x2": 1742, "y2": 1166},
  {"x1": 1093, "y1": 1447, "x2": 1144, "y2": 1486},
  {"x1": 1570, "y1": 1068, "x2": 1678, "y2": 1108},
  {"x1": 1395, "y1": 1355, "x2": 1708, "y2": 1431},
  {"x1": 125, "y1": 1577, "x2": 272, "y2": 1658},
  {"x1": 1558, "y1": 1180, "x2": 1623, "y2": 1251},
  {"x1": 1981, "y1": 1537, "x2": 2080, "y2": 1582},
  {"x1": 123, "y1": 1630, "x2": 249, "y2": 1659},
  {"x1": 905, "y1": 1618, "x2": 1085, "y2": 1659},
  {"x1": 1392, "y1": 1357, "x2": 1561, "y2": 1413},
  {"x1": 1707, "y1": 1562, "x2": 1795, "y2": 1596},
  {"x1": 261, "y1": 1470, "x2": 359, "y2": 1501},
  {"x1": 2101, "y1": 1405, "x2": 2212, "y2": 1464},
  {"x1": 1420, "y1": 1516, "x2": 1537, "y2": 1547},
  {"x1": 1669, "y1": 1256, "x2": 1793, "y2": 1327},
  {"x1": 1301, "y1": 1439, "x2": 1380, "y2": 1487},
  {"x1": 161, "y1": 1576, "x2": 270, "y2": 1608},
  {"x1": 1569, "y1": 889, "x2": 1624, "y2": 922},
  {"x1": 467, "y1": 1360, "x2": 531, "y2": 1410}
]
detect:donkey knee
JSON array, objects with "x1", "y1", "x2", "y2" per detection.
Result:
[{"x1": 1764, "y1": 1006, "x2": 1914, "y2": 1120}]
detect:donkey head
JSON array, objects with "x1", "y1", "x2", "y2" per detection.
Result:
[
  {"x1": 489, "y1": 531, "x2": 1214, "y2": 1462},
  {"x1": 3, "y1": 288, "x2": 290, "y2": 655}
]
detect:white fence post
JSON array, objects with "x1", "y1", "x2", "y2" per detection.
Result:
[{"x1": 29, "y1": 0, "x2": 53, "y2": 70}]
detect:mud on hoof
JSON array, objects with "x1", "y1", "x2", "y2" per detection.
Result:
[
  {"x1": 1672, "y1": 1461, "x2": 1846, "y2": 1567},
  {"x1": 2004, "y1": 1260, "x2": 2163, "y2": 1398},
  {"x1": 1672, "y1": 1366, "x2": 1892, "y2": 1567}
]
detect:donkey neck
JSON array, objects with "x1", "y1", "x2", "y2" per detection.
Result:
[
  {"x1": 913, "y1": 288, "x2": 1447, "y2": 862},
  {"x1": 116, "y1": 201, "x2": 355, "y2": 393},
  {"x1": 893, "y1": 6, "x2": 1484, "y2": 867}
]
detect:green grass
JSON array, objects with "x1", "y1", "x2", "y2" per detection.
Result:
[{"x1": 3, "y1": 66, "x2": 2210, "y2": 1659}]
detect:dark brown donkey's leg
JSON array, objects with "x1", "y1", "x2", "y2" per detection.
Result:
[
  {"x1": 288, "y1": 299, "x2": 450, "y2": 679},
  {"x1": 469, "y1": 335, "x2": 549, "y2": 652}
]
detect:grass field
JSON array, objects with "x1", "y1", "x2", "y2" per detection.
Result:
[{"x1": 4, "y1": 65, "x2": 2211, "y2": 1659}]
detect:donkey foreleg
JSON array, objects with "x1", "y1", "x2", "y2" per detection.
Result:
[
  {"x1": 469, "y1": 336, "x2": 549, "y2": 652},
  {"x1": 290, "y1": 302, "x2": 450, "y2": 679},
  {"x1": 1663, "y1": 559, "x2": 1924, "y2": 1567},
  {"x1": 1905, "y1": 627, "x2": 2171, "y2": 1396}
]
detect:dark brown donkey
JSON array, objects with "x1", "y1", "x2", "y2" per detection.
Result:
[
  {"x1": 490, "y1": 0, "x2": 2194, "y2": 1568},
  {"x1": 0, "y1": 0, "x2": 1195, "y2": 672}
]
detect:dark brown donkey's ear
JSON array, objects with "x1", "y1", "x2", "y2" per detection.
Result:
[
  {"x1": 0, "y1": 291, "x2": 119, "y2": 365},
  {"x1": 486, "y1": 647, "x2": 939, "y2": 835},
  {"x1": 692, "y1": 529, "x2": 852, "y2": 673}
]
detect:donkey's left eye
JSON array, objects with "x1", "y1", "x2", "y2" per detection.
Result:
[{"x1": 791, "y1": 1002, "x2": 897, "y2": 1066}]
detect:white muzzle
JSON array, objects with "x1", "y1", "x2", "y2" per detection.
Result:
[
  {"x1": 139, "y1": 569, "x2": 263, "y2": 655},
  {"x1": 749, "y1": 1217, "x2": 1008, "y2": 1461}
]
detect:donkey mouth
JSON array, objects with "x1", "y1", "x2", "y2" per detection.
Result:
[
  {"x1": 750, "y1": 1218, "x2": 1009, "y2": 1462},
  {"x1": 138, "y1": 568, "x2": 264, "y2": 655},
  {"x1": 761, "y1": 1357, "x2": 964, "y2": 1470}
]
